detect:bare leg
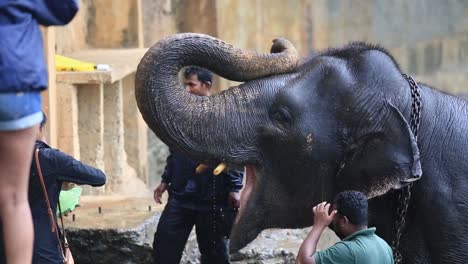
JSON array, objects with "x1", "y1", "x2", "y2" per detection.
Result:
[{"x1": 0, "y1": 125, "x2": 38, "y2": 264}]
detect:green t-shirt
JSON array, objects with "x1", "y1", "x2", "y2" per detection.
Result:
[{"x1": 315, "y1": 227, "x2": 394, "y2": 264}]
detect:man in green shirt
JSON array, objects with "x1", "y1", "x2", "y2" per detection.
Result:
[{"x1": 296, "y1": 191, "x2": 394, "y2": 264}]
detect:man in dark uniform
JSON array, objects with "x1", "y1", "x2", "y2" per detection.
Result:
[{"x1": 152, "y1": 66, "x2": 244, "y2": 264}]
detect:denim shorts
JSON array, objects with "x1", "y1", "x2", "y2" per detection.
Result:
[{"x1": 0, "y1": 92, "x2": 43, "y2": 131}]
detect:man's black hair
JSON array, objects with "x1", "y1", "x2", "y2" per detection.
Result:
[
  {"x1": 183, "y1": 66, "x2": 213, "y2": 84},
  {"x1": 333, "y1": 191, "x2": 368, "y2": 226},
  {"x1": 40, "y1": 111, "x2": 47, "y2": 129}
]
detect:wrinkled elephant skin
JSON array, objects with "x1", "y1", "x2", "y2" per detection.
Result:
[{"x1": 136, "y1": 33, "x2": 468, "y2": 264}]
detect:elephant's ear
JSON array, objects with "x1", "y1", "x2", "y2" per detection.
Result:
[{"x1": 336, "y1": 102, "x2": 422, "y2": 198}]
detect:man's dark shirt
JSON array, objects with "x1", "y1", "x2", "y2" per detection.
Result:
[{"x1": 161, "y1": 151, "x2": 243, "y2": 211}]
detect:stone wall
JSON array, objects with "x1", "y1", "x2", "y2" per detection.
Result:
[
  {"x1": 55, "y1": 0, "x2": 91, "y2": 54},
  {"x1": 56, "y1": 0, "x2": 144, "y2": 53},
  {"x1": 141, "y1": 0, "x2": 178, "y2": 48},
  {"x1": 321, "y1": 0, "x2": 468, "y2": 48},
  {"x1": 306, "y1": 0, "x2": 468, "y2": 94}
]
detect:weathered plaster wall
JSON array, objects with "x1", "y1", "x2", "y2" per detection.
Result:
[
  {"x1": 87, "y1": 0, "x2": 141, "y2": 48},
  {"x1": 307, "y1": 0, "x2": 468, "y2": 94},
  {"x1": 55, "y1": 0, "x2": 91, "y2": 54},
  {"x1": 56, "y1": 0, "x2": 143, "y2": 53},
  {"x1": 142, "y1": 0, "x2": 178, "y2": 47}
]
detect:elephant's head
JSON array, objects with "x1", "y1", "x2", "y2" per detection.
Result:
[{"x1": 135, "y1": 34, "x2": 421, "y2": 252}]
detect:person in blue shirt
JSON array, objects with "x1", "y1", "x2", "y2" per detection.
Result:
[
  {"x1": 152, "y1": 66, "x2": 244, "y2": 264},
  {"x1": 0, "y1": 1, "x2": 78, "y2": 263}
]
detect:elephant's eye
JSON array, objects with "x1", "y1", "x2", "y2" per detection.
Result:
[{"x1": 270, "y1": 108, "x2": 292, "y2": 126}]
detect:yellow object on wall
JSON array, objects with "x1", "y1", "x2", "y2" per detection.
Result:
[{"x1": 55, "y1": 54, "x2": 96, "y2": 72}]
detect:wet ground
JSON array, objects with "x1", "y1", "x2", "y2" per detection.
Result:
[{"x1": 65, "y1": 196, "x2": 338, "y2": 264}]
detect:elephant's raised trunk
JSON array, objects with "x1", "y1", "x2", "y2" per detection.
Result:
[{"x1": 135, "y1": 33, "x2": 298, "y2": 163}]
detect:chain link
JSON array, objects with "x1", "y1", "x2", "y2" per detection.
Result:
[
  {"x1": 405, "y1": 73, "x2": 422, "y2": 140},
  {"x1": 391, "y1": 74, "x2": 422, "y2": 264}
]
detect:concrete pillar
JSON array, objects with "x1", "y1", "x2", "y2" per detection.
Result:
[
  {"x1": 122, "y1": 73, "x2": 148, "y2": 184},
  {"x1": 103, "y1": 81, "x2": 125, "y2": 193},
  {"x1": 56, "y1": 84, "x2": 80, "y2": 159},
  {"x1": 103, "y1": 80, "x2": 148, "y2": 195},
  {"x1": 77, "y1": 83, "x2": 105, "y2": 195}
]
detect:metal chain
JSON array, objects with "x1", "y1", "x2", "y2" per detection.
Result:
[
  {"x1": 405, "y1": 73, "x2": 422, "y2": 140},
  {"x1": 391, "y1": 73, "x2": 422, "y2": 264}
]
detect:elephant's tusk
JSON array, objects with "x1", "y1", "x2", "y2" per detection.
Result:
[
  {"x1": 213, "y1": 162, "x2": 227, "y2": 176},
  {"x1": 195, "y1": 164, "x2": 208, "y2": 174}
]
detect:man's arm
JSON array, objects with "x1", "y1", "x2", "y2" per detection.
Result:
[
  {"x1": 296, "y1": 225, "x2": 326, "y2": 264},
  {"x1": 154, "y1": 153, "x2": 173, "y2": 204},
  {"x1": 296, "y1": 202, "x2": 337, "y2": 264}
]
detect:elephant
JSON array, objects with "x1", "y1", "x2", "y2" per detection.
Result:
[{"x1": 135, "y1": 33, "x2": 468, "y2": 264}]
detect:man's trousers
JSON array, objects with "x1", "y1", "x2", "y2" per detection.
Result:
[{"x1": 153, "y1": 200, "x2": 230, "y2": 264}]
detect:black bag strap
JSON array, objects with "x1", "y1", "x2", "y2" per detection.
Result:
[{"x1": 57, "y1": 199, "x2": 69, "y2": 248}]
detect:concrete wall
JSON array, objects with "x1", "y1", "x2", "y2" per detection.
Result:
[
  {"x1": 141, "y1": 0, "x2": 178, "y2": 47},
  {"x1": 308, "y1": 0, "x2": 468, "y2": 86},
  {"x1": 321, "y1": 0, "x2": 468, "y2": 48},
  {"x1": 56, "y1": 0, "x2": 143, "y2": 53},
  {"x1": 87, "y1": 0, "x2": 141, "y2": 48},
  {"x1": 55, "y1": 0, "x2": 90, "y2": 54}
]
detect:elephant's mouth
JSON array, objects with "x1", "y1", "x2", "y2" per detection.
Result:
[
  {"x1": 229, "y1": 164, "x2": 266, "y2": 253},
  {"x1": 237, "y1": 165, "x2": 257, "y2": 224}
]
